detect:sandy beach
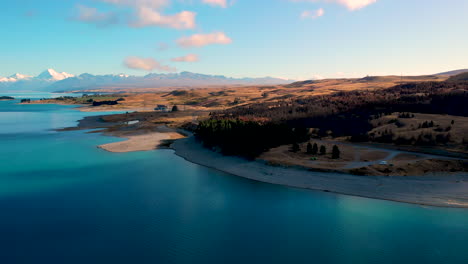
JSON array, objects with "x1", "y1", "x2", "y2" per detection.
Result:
[
  {"x1": 99, "y1": 132, "x2": 185, "y2": 153},
  {"x1": 172, "y1": 136, "x2": 468, "y2": 208},
  {"x1": 57, "y1": 114, "x2": 187, "y2": 153}
]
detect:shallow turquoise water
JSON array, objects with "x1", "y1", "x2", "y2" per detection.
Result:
[{"x1": 1, "y1": 94, "x2": 468, "y2": 264}]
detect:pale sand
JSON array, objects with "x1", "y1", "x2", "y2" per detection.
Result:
[
  {"x1": 99, "y1": 132, "x2": 185, "y2": 153},
  {"x1": 172, "y1": 136, "x2": 468, "y2": 208}
]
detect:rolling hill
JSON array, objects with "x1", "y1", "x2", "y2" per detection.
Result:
[
  {"x1": 447, "y1": 72, "x2": 468, "y2": 82},
  {"x1": 435, "y1": 69, "x2": 468, "y2": 76}
]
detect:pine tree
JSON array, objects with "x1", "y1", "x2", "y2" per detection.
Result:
[
  {"x1": 332, "y1": 145, "x2": 341, "y2": 159},
  {"x1": 319, "y1": 145, "x2": 326, "y2": 155},
  {"x1": 312, "y1": 143, "x2": 318, "y2": 155},
  {"x1": 306, "y1": 143, "x2": 313, "y2": 154}
]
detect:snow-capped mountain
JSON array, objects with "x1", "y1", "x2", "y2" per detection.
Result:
[
  {"x1": 0, "y1": 69, "x2": 74, "y2": 91},
  {"x1": 0, "y1": 77, "x2": 17, "y2": 83},
  {"x1": 1, "y1": 69, "x2": 291, "y2": 92},
  {"x1": 0, "y1": 69, "x2": 73, "y2": 83},
  {"x1": 0, "y1": 73, "x2": 32, "y2": 83},
  {"x1": 36, "y1": 69, "x2": 74, "y2": 81}
]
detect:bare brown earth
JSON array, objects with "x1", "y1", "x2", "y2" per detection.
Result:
[{"x1": 259, "y1": 140, "x2": 468, "y2": 176}]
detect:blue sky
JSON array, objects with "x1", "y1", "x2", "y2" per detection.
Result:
[{"x1": 1, "y1": 0, "x2": 468, "y2": 80}]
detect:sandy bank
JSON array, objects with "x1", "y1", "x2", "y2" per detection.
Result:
[
  {"x1": 172, "y1": 136, "x2": 468, "y2": 208},
  {"x1": 99, "y1": 132, "x2": 185, "y2": 153},
  {"x1": 57, "y1": 114, "x2": 186, "y2": 153}
]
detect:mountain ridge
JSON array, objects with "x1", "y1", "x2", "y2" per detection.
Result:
[
  {"x1": 36, "y1": 69, "x2": 75, "y2": 81},
  {"x1": 1, "y1": 69, "x2": 291, "y2": 92}
]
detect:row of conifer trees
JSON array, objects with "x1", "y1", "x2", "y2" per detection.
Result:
[{"x1": 291, "y1": 142, "x2": 341, "y2": 159}]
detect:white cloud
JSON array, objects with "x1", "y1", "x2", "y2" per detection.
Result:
[
  {"x1": 291, "y1": 0, "x2": 377, "y2": 11},
  {"x1": 177, "y1": 32, "x2": 232, "y2": 48},
  {"x1": 130, "y1": 7, "x2": 196, "y2": 29},
  {"x1": 202, "y1": 0, "x2": 227, "y2": 8},
  {"x1": 75, "y1": 5, "x2": 119, "y2": 26},
  {"x1": 301, "y1": 8, "x2": 324, "y2": 19},
  {"x1": 171, "y1": 54, "x2": 199, "y2": 62},
  {"x1": 336, "y1": 0, "x2": 376, "y2": 10},
  {"x1": 124, "y1": 56, "x2": 176, "y2": 71},
  {"x1": 96, "y1": 0, "x2": 196, "y2": 29}
]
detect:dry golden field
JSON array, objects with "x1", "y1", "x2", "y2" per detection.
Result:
[{"x1": 34, "y1": 74, "x2": 448, "y2": 113}]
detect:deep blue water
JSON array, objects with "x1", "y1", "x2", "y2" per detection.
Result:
[{"x1": 1, "y1": 93, "x2": 468, "y2": 264}]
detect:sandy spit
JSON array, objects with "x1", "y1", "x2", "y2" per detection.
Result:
[
  {"x1": 99, "y1": 132, "x2": 185, "y2": 153},
  {"x1": 172, "y1": 137, "x2": 468, "y2": 208}
]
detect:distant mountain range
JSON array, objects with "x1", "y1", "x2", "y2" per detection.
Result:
[
  {"x1": 0, "y1": 69, "x2": 291, "y2": 92},
  {"x1": 3, "y1": 68, "x2": 467, "y2": 93},
  {"x1": 435, "y1": 69, "x2": 468, "y2": 76}
]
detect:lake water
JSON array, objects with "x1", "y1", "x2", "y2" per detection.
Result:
[{"x1": 1, "y1": 93, "x2": 468, "y2": 264}]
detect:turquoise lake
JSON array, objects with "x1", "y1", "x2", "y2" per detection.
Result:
[{"x1": 1, "y1": 93, "x2": 468, "y2": 263}]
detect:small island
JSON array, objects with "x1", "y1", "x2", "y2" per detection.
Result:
[{"x1": 0, "y1": 96, "x2": 14, "y2": 100}]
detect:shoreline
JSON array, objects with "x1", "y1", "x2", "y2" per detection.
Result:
[
  {"x1": 57, "y1": 108, "x2": 468, "y2": 208},
  {"x1": 57, "y1": 114, "x2": 187, "y2": 153},
  {"x1": 172, "y1": 136, "x2": 468, "y2": 208},
  {"x1": 21, "y1": 101, "x2": 141, "y2": 112}
]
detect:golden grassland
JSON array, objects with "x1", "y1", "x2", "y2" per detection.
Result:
[
  {"x1": 259, "y1": 139, "x2": 467, "y2": 176},
  {"x1": 32, "y1": 74, "x2": 448, "y2": 112},
  {"x1": 369, "y1": 113, "x2": 468, "y2": 154}
]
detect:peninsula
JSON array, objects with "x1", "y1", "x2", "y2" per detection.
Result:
[{"x1": 46, "y1": 72, "x2": 468, "y2": 208}]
